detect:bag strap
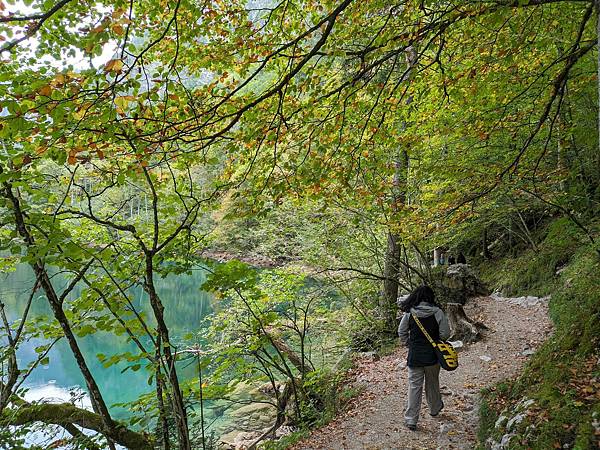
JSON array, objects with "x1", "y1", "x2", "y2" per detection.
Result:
[{"x1": 411, "y1": 313, "x2": 438, "y2": 349}]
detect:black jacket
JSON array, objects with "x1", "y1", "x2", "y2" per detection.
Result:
[{"x1": 398, "y1": 302, "x2": 450, "y2": 367}]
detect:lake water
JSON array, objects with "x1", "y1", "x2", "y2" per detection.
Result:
[{"x1": 0, "y1": 263, "x2": 213, "y2": 421}]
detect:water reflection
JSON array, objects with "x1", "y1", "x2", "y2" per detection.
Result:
[{"x1": 0, "y1": 264, "x2": 213, "y2": 417}]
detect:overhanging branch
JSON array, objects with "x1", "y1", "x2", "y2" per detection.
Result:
[{"x1": 1, "y1": 400, "x2": 153, "y2": 450}]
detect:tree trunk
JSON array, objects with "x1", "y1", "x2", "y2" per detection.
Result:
[
  {"x1": 482, "y1": 228, "x2": 491, "y2": 259},
  {"x1": 382, "y1": 48, "x2": 417, "y2": 333},
  {"x1": 382, "y1": 231, "x2": 401, "y2": 332},
  {"x1": 433, "y1": 247, "x2": 442, "y2": 266},
  {"x1": 382, "y1": 149, "x2": 409, "y2": 333},
  {"x1": 248, "y1": 382, "x2": 293, "y2": 450},
  {"x1": 2, "y1": 183, "x2": 115, "y2": 434},
  {"x1": 145, "y1": 256, "x2": 191, "y2": 450},
  {"x1": 382, "y1": 147, "x2": 408, "y2": 332},
  {"x1": 446, "y1": 302, "x2": 488, "y2": 343},
  {"x1": 267, "y1": 330, "x2": 311, "y2": 375},
  {"x1": 156, "y1": 335, "x2": 171, "y2": 450}
]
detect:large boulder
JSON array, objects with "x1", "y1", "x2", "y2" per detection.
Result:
[
  {"x1": 217, "y1": 402, "x2": 278, "y2": 449},
  {"x1": 214, "y1": 381, "x2": 279, "y2": 448},
  {"x1": 229, "y1": 401, "x2": 277, "y2": 427},
  {"x1": 219, "y1": 429, "x2": 267, "y2": 450},
  {"x1": 437, "y1": 264, "x2": 489, "y2": 305}
]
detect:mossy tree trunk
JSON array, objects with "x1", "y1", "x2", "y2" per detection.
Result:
[{"x1": 0, "y1": 399, "x2": 154, "y2": 450}]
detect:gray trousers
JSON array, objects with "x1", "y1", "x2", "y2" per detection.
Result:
[{"x1": 405, "y1": 364, "x2": 443, "y2": 425}]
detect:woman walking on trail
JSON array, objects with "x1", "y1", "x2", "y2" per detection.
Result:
[{"x1": 398, "y1": 285, "x2": 450, "y2": 431}]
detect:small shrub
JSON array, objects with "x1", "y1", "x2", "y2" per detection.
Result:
[{"x1": 299, "y1": 368, "x2": 355, "y2": 427}]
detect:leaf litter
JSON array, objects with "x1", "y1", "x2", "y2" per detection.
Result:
[{"x1": 291, "y1": 295, "x2": 552, "y2": 450}]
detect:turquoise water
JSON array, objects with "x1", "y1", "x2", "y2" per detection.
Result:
[{"x1": 0, "y1": 263, "x2": 213, "y2": 418}]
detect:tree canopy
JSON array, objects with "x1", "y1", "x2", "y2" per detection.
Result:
[{"x1": 1, "y1": 0, "x2": 599, "y2": 448}]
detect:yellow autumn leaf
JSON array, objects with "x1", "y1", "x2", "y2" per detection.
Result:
[
  {"x1": 39, "y1": 85, "x2": 52, "y2": 97},
  {"x1": 114, "y1": 95, "x2": 133, "y2": 110},
  {"x1": 73, "y1": 109, "x2": 86, "y2": 120},
  {"x1": 104, "y1": 59, "x2": 124, "y2": 74},
  {"x1": 111, "y1": 7, "x2": 126, "y2": 19},
  {"x1": 112, "y1": 23, "x2": 125, "y2": 36},
  {"x1": 53, "y1": 74, "x2": 66, "y2": 85},
  {"x1": 91, "y1": 24, "x2": 106, "y2": 34}
]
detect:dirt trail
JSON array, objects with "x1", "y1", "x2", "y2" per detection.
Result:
[{"x1": 291, "y1": 295, "x2": 553, "y2": 450}]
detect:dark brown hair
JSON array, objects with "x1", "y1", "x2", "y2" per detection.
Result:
[{"x1": 399, "y1": 285, "x2": 437, "y2": 312}]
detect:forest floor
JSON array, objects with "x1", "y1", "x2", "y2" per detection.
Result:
[{"x1": 290, "y1": 295, "x2": 553, "y2": 450}]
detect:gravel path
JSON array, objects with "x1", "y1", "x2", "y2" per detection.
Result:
[{"x1": 291, "y1": 295, "x2": 553, "y2": 450}]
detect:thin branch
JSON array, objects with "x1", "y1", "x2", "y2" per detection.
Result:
[{"x1": 0, "y1": 0, "x2": 74, "y2": 53}]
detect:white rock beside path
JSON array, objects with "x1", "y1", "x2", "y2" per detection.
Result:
[{"x1": 491, "y1": 292, "x2": 550, "y2": 307}]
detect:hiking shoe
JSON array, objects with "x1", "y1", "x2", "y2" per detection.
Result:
[
  {"x1": 406, "y1": 423, "x2": 417, "y2": 431},
  {"x1": 430, "y1": 401, "x2": 444, "y2": 417}
]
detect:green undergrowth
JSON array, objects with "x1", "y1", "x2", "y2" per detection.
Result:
[
  {"x1": 261, "y1": 355, "x2": 361, "y2": 450},
  {"x1": 479, "y1": 217, "x2": 585, "y2": 296},
  {"x1": 477, "y1": 218, "x2": 600, "y2": 449}
]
